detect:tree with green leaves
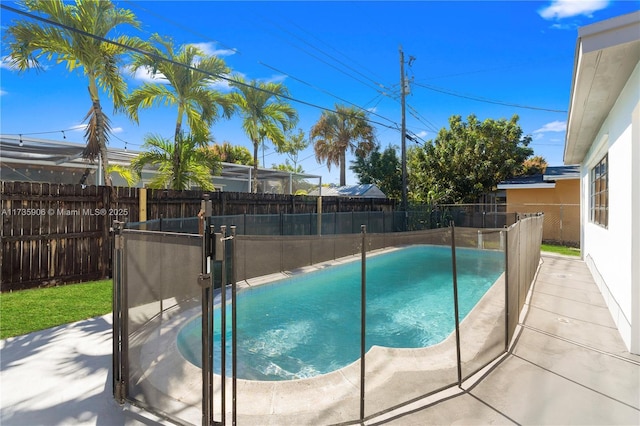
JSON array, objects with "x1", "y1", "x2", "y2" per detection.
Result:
[
  {"x1": 4, "y1": 0, "x2": 143, "y2": 186},
  {"x1": 131, "y1": 133, "x2": 221, "y2": 190},
  {"x1": 310, "y1": 104, "x2": 376, "y2": 186},
  {"x1": 272, "y1": 161, "x2": 303, "y2": 173},
  {"x1": 408, "y1": 114, "x2": 533, "y2": 203},
  {"x1": 209, "y1": 142, "x2": 253, "y2": 165},
  {"x1": 519, "y1": 155, "x2": 548, "y2": 176},
  {"x1": 276, "y1": 128, "x2": 309, "y2": 173},
  {"x1": 351, "y1": 144, "x2": 402, "y2": 200},
  {"x1": 228, "y1": 77, "x2": 298, "y2": 192}
]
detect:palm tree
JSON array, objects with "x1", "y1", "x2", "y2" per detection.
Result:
[
  {"x1": 126, "y1": 34, "x2": 233, "y2": 141},
  {"x1": 209, "y1": 142, "x2": 254, "y2": 165},
  {"x1": 131, "y1": 133, "x2": 221, "y2": 190},
  {"x1": 126, "y1": 34, "x2": 234, "y2": 180},
  {"x1": 228, "y1": 78, "x2": 298, "y2": 192},
  {"x1": 5, "y1": 0, "x2": 143, "y2": 186},
  {"x1": 310, "y1": 104, "x2": 376, "y2": 186}
]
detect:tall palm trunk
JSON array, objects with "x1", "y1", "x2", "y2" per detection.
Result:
[
  {"x1": 84, "y1": 82, "x2": 113, "y2": 187},
  {"x1": 95, "y1": 100, "x2": 112, "y2": 187},
  {"x1": 252, "y1": 139, "x2": 259, "y2": 193},
  {"x1": 340, "y1": 151, "x2": 347, "y2": 186},
  {"x1": 173, "y1": 107, "x2": 184, "y2": 189}
]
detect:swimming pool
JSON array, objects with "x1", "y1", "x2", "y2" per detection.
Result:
[{"x1": 177, "y1": 245, "x2": 504, "y2": 381}]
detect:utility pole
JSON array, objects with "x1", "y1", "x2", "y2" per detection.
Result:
[{"x1": 400, "y1": 45, "x2": 407, "y2": 215}]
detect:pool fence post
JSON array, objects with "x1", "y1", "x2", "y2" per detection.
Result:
[
  {"x1": 450, "y1": 221, "x2": 463, "y2": 385},
  {"x1": 112, "y1": 221, "x2": 125, "y2": 404},
  {"x1": 230, "y1": 225, "x2": 237, "y2": 426},
  {"x1": 200, "y1": 218, "x2": 215, "y2": 426},
  {"x1": 360, "y1": 224, "x2": 367, "y2": 421},
  {"x1": 317, "y1": 196, "x2": 322, "y2": 236},
  {"x1": 220, "y1": 225, "x2": 227, "y2": 426},
  {"x1": 504, "y1": 229, "x2": 510, "y2": 351}
]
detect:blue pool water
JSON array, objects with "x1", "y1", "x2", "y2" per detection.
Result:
[{"x1": 176, "y1": 245, "x2": 504, "y2": 381}]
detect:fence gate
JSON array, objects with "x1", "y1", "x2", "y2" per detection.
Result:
[{"x1": 112, "y1": 221, "x2": 214, "y2": 425}]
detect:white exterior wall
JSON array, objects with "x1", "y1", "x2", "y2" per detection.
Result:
[{"x1": 581, "y1": 61, "x2": 640, "y2": 353}]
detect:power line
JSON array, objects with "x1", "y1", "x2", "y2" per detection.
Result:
[
  {"x1": 286, "y1": 20, "x2": 390, "y2": 87},
  {"x1": 406, "y1": 104, "x2": 440, "y2": 134},
  {"x1": 259, "y1": 62, "x2": 399, "y2": 128},
  {"x1": 256, "y1": 18, "x2": 389, "y2": 96},
  {"x1": 1, "y1": 3, "x2": 400, "y2": 133},
  {"x1": 269, "y1": 18, "x2": 393, "y2": 93},
  {"x1": 122, "y1": 0, "x2": 241, "y2": 56},
  {"x1": 413, "y1": 82, "x2": 568, "y2": 113}
]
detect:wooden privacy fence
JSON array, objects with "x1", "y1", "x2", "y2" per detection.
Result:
[{"x1": 1, "y1": 182, "x2": 395, "y2": 291}]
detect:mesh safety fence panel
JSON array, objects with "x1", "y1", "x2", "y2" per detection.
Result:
[
  {"x1": 226, "y1": 227, "x2": 462, "y2": 422},
  {"x1": 363, "y1": 228, "x2": 460, "y2": 417},
  {"x1": 124, "y1": 217, "x2": 200, "y2": 234},
  {"x1": 455, "y1": 228, "x2": 507, "y2": 381},
  {"x1": 282, "y1": 213, "x2": 315, "y2": 235},
  {"x1": 122, "y1": 230, "x2": 203, "y2": 425},
  {"x1": 506, "y1": 221, "x2": 521, "y2": 345},
  {"x1": 511, "y1": 204, "x2": 578, "y2": 246},
  {"x1": 210, "y1": 215, "x2": 245, "y2": 235},
  {"x1": 245, "y1": 214, "x2": 281, "y2": 235},
  {"x1": 505, "y1": 215, "x2": 544, "y2": 347},
  {"x1": 229, "y1": 234, "x2": 362, "y2": 424},
  {"x1": 112, "y1": 217, "x2": 544, "y2": 424}
]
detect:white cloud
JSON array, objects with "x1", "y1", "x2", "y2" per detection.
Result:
[
  {"x1": 549, "y1": 22, "x2": 579, "y2": 30},
  {"x1": 534, "y1": 120, "x2": 567, "y2": 133},
  {"x1": 112, "y1": 127, "x2": 123, "y2": 134},
  {"x1": 0, "y1": 88, "x2": 6, "y2": 96},
  {"x1": 70, "y1": 124, "x2": 88, "y2": 131},
  {"x1": 367, "y1": 107, "x2": 378, "y2": 113},
  {"x1": 188, "y1": 42, "x2": 237, "y2": 57},
  {"x1": 1, "y1": 57, "x2": 13, "y2": 70},
  {"x1": 538, "y1": 0, "x2": 609, "y2": 20},
  {"x1": 259, "y1": 74, "x2": 287, "y2": 84},
  {"x1": 128, "y1": 65, "x2": 169, "y2": 83},
  {"x1": 209, "y1": 72, "x2": 244, "y2": 92},
  {"x1": 416, "y1": 131, "x2": 428, "y2": 138}
]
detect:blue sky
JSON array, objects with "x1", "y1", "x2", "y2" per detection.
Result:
[{"x1": 1, "y1": 0, "x2": 638, "y2": 185}]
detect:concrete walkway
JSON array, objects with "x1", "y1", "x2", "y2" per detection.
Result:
[
  {"x1": 369, "y1": 254, "x2": 640, "y2": 425},
  {"x1": 1, "y1": 254, "x2": 639, "y2": 425}
]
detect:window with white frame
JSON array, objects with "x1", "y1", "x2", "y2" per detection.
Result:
[{"x1": 590, "y1": 154, "x2": 608, "y2": 227}]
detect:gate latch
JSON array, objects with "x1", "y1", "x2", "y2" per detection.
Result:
[{"x1": 197, "y1": 273, "x2": 212, "y2": 288}]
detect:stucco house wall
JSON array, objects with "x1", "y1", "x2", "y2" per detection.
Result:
[
  {"x1": 579, "y1": 61, "x2": 639, "y2": 353},
  {"x1": 504, "y1": 179, "x2": 580, "y2": 245},
  {"x1": 564, "y1": 11, "x2": 640, "y2": 354}
]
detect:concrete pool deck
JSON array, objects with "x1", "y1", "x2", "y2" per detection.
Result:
[{"x1": 1, "y1": 254, "x2": 639, "y2": 425}]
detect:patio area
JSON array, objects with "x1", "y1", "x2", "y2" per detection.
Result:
[{"x1": 1, "y1": 254, "x2": 639, "y2": 425}]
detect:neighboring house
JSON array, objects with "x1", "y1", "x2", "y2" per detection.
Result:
[
  {"x1": 0, "y1": 136, "x2": 320, "y2": 195},
  {"x1": 497, "y1": 166, "x2": 580, "y2": 245},
  {"x1": 564, "y1": 12, "x2": 639, "y2": 354},
  {"x1": 308, "y1": 184, "x2": 386, "y2": 198}
]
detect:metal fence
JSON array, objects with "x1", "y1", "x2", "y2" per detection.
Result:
[
  {"x1": 113, "y1": 214, "x2": 543, "y2": 425},
  {"x1": 123, "y1": 207, "x2": 519, "y2": 236}
]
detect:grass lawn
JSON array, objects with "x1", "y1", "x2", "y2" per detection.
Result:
[
  {"x1": 541, "y1": 243, "x2": 581, "y2": 257},
  {"x1": 0, "y1": 280, "x2": 112, "y2": 340}
]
